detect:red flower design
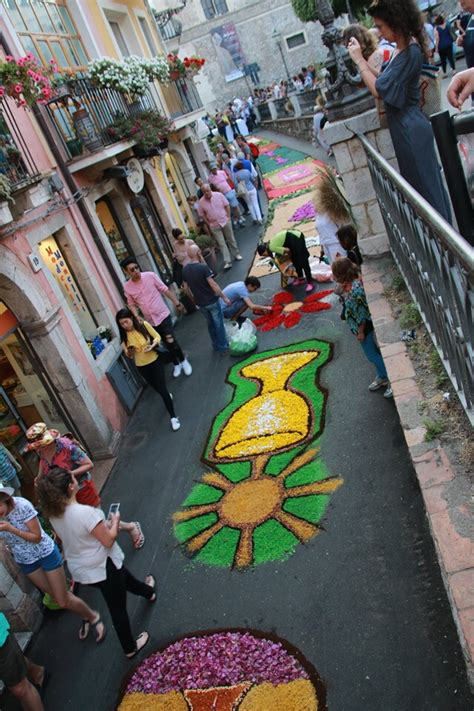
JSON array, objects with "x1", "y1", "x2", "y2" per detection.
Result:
[{"x1": 253, "y1": 290, "x2": 333, "y2": 331}]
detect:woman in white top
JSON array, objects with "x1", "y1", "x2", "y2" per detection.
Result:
[
  {"x1": 0, "y1": 484, "x2": 104, "y2": 642},
  {"x1": 313, "y1": 168, "x2": 351, "y2": 264},
  {"x1": 37, "y1": 467, "x2": 155, "y2": 658}
]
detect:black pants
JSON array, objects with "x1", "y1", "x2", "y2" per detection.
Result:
[
  {"x1": 139, "y1": 358, "x2": 175, "y2": 416},
  {"x1": 91, "y1": 558, "x2": 154, "y2": 654},
  {"x1": 154, "y1": 316, "x2": 184, "y2": 365},
  {"x1": 438, "y1": 45, "x2": 455, "y2": 72},
  {"x1": 284, "y1": 231, "x2": 312, "y2": 282}
]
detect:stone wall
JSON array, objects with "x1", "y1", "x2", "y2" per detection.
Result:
[{"x1": 260, "y1": 117, "x2": 313, "y2": 143}]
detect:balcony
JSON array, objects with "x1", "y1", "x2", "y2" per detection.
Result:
[
  {"x1": 0, "y1": 100, "x2": 41, "y2": 193},
  {"x1": 44, "y1": 77, "x2": 164, "y2": 165},
  {"x1": 160, "y1": 77, "x2": 204, "y2": 127}
]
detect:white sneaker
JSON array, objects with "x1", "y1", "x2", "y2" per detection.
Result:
[
  {"x1": 170, "y1": 417, "x2": 181, "y2": 431},
  {"x1": 181, "y1": 358, "x2": 192, "y2": 376},
  {"x1": 173, "y1": 363, "x2": 182, "y2": 378},
  {"x1": 234, "y1": 254, "x2": 243, "y2": 261},
  {"x1": 223, "y1": 262, "x2": 232, "y2": 270}
]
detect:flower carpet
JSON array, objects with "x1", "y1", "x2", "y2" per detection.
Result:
[
  {"x1": 118, "y1": 630, "x2": 326, "y2": 710},
  {"x1": 173, "y1": 341, "x2": 342, "y2": 570},
  {"x1": 253, "y1": 290, "x2": 333, "y2": 331}
]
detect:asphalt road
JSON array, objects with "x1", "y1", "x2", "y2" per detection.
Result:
[{"x1": 23, "y1": 136, "x2": 473, "y2": 711}]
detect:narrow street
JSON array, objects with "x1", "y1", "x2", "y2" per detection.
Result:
[{"x1": 29, "y1": 132, "x2": 472, "y2": 710}]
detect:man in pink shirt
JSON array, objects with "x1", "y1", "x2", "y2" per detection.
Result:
[
  {"x1": 121, "y1": 257, "x2": 192, "y2": 378},
  {"x1": 198, "y1": 184, "x2": 242, "y2": 270},
  {"x1": 208, "y1": 162, "x2": 244, "y2": 227}
]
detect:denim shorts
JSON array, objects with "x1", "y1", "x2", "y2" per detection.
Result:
[
  {"x1": 18, "y1": 543, "x2": 63, "y2": 575},
  {"x1": 224, "y1": 189, "x2": 238, "y2": 208}
]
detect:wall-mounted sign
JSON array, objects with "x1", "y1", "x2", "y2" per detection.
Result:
[
  {"x1": 126, "y1": 158, "x2": 145, "y2": 194},
  {"x1": 27, "y1": 253, "x2": 42, "y2": 273}
]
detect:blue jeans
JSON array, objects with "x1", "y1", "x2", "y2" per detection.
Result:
[
  {"x1": 201, "y1": 301, "x2": 229, "y2": 352},
  {"x1": 360, "y1": 330, "x2": 388, "y2": 380},
  {"x1": 222, "y1": 298, "x2": 245, "y2": 319}
]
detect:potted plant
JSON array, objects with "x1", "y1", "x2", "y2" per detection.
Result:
[
  {"x1": 88, "y1": 56, "x2": 170, "y2": 102},
  {"x1": 194, "y1": 231, "x2": 217, "y2": 271},
  {"x1": 0, "y1": 53, "x2": 57, "y2": 108},
  {"x1": 106, "y1": 110, "x2": 174, "y2": 156},
  {"x1": 167, "y1": 53, "x2": 206, "y2": 81}
]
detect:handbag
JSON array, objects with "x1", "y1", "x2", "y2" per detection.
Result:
[
  {"x1": 419, "y1": 63, "x2": 442, "y2": 117},
  {"x1": 236, "y1": 179, "x2": 248, "y2": 197}
]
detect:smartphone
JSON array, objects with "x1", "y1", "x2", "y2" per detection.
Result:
[{"x1": 107, "y1": 502, "x2": 120, "y2": 518}]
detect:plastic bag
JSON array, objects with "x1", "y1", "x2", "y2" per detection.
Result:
[
  {"x1": 224, "y1": 321, "x2": 240, "y2": 341},
  {"x1": 309, "y1": 257, "x2": 334, "y2": 282},
  {"x1": 229, "y1": 318, "x2": 258, "y2": 356}
]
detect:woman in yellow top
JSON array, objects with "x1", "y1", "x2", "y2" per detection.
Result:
[{"x1": 116, "y1": 308, "x2": 180, "y2": 431}]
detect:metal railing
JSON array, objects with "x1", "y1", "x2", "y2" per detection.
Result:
[
  {"x1": 160, "y1": 77, "x2": 203, "y2": 120},
  {"x1": 0, "y1": 99, "x2": 41, "y2": 191},
  {"x1": 44, "y1": 77, "x2": 161, "y2": 162},
  {"x1": 358, "y1": 132, "x2": 474, "y2": 424},
  {"x1": 159, "y1": 18, "x2": 182, "y2": 41}
]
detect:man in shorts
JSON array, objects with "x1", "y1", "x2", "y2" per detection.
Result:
[{"x1": 0, "y1": 612, "x2": 44, "y2": 710}]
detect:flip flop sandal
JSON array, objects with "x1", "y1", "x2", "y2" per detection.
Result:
[
  {"x1": 145, "y1": 574, "x2": 156, "y2": 603},
  {"x1": 91, "y1": 615, "x2": 106, "y2": 644},
  {"x1": 131, "y1": 521, "x2": 145, "y2": 550},
  {"x1": 78, "y1": 619, "x2": 90, "y2": 641},
  {"x1": 126, "y1": 631, "x2": 149, "y2": 659}
]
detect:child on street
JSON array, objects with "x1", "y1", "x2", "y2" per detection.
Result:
[
  {"x1": 336, "y1": 224, "x2": 363, "y2": 266},
  {"x1": 332, "y1": 258, "x2": 393, "y2": 398}
]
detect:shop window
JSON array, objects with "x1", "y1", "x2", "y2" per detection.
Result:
[
  {"x1": 95, "y1": 198, "x2": 133, "y2": 265},
  {"x1": 285, "y1": 32, "x2": 307, "y2": 50},
  {"x1": 1, "y1": 1, "x2": 89, "y2": 70},
  {"x1": 38, "y1": 235, "x2": 97, "y2": 340},
  {"x1": 201, "y1": 0, "x2": 228, "y2": 20},
  {"x1": 130, "y1": 195, "x2": 173, "y2": 285}
]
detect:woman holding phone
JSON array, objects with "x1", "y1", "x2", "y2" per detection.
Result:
[
  {"x1": 116, "y1": 308, "x2": 181, "y2": 431},
  {"x1": 37, "y1": 467, "x2": 155, "y2": 658},
  {"x1": 347, "y1": 0, "x2": 451, "y2": 222}
]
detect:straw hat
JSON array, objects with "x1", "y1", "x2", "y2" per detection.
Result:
[{"x1": 25, "y1": 422, "x2": 60, "y2": 451}]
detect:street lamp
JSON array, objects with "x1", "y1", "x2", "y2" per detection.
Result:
[
  {"x1": 272, "y1": 28, "x2": 292, "y2": 82},
  {"x1": 315, "y1": 0, "x2": 374, "y2": 121}
]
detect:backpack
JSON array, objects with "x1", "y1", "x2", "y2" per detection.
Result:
[{"x1": 249, "y1": 143, "x2": 259, "y2": 159}]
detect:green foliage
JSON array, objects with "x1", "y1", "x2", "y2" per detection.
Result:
[
  {"x1": 291, "y1": 0, "x2": 318, "y2": 23},
  {"x1": 424, "y1": 418, "x2": 445, "y2": 442},
  {"x1": 391, "y1": 272, "x2": 407, "y2": 293},
  {"x1": 399, "y1": 303, "x2": 422, "y2": 329},
  {"x1": 0, "y1": 174, "x2": 13, "y2": 203},
  {"x1": 106, "y1": 110, "x2": 173, "y2": 150}
]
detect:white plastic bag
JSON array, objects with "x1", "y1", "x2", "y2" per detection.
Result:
[
  {"x1": 229, "y1": 318, "x2": 258, "y2": 356},
  {"x1": 224, "y1": 321, "x2": 240, "y2": 341},
  {"x1": 309, "y1": 257, "x2": 334, "y2": 282}
]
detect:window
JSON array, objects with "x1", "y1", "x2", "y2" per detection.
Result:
[
  {"x1": 38, "y1": 235, "x2": 97, "y2": 340},
  {"x1": 1, "y1": 1, "x2": 89, "y2": 69},
  {"x1": 201, "y1": 0, "x2": 228, "y2": 20},
  {"x1": 108, "y1": 20, "x2": 130, "y2": 57},
  {"x1": 138, "y1": 17, "x2": 157, "y2": 55},
  {"x1": 286, "y1": 32, "x2": 307, "y2": 50}
]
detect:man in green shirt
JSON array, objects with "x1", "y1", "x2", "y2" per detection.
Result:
[
  {"x1": 0, "y1": 612, "x2": 44, "y2": 709},
  {"x1": 257, "y1": 229, "x2": 314, "y2": 291}
]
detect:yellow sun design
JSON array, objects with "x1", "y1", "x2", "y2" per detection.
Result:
[{"x1": 173, "y1": 448, "x2": 342, "y2": 569}]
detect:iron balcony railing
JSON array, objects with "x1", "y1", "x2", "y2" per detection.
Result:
[
  {"x1": 159, "y1": 18, "x2": 182, "y2": 41},
  {"x1": 0, "y1": 99, "x2": 41, "y2": 191},
  {"x1": 44, "y1": 77, "x2": 163, "y2": 162},
  {"x1": 161, "y1": 77, "x2": 203, "y2": 120},
  {"x1": 358, "y1": 131, "x2": 474, "y2": 424}
]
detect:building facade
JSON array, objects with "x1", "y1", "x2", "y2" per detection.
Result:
[
  {"x1": 0, "y1": 0, "x2": 208, "y2": 496},
  {"x1": 155, "y1": 0, "x2": 327, "y2": 109}
]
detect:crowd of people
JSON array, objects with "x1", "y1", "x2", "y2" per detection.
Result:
[{"x1": 1, "y1": 0, "x2": 473, "y2": 706}]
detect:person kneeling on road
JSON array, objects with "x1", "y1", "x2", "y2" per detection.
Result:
[
  {"x1": 257, "y1": 229, "x2": 314, "y2": 292},
  {"x1": 219, "y1": 276, "x2": 272, "y2": 321}
]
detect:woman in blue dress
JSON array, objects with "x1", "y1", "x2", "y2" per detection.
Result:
[{"x1": 347, "y1": 0, "x2": 451, "y2": 222}]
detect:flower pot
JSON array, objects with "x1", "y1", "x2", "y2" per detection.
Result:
[
  {"x1": 170, "y1": 70, "x2": 182, "y2": 81},
  {"x1": 72, "y1": 108, "x2": 103, "y2": 151},
  {"x1": 66, "y1": 138, "x2": 83, "y2": 157},
  {"x1": 127, "y1": 99, "x2": 142, "y2": 115}
]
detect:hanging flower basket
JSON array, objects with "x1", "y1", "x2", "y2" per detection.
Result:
[
  {"x1": 88, "y1": 55, "x2": 171, "y2": 97},
  {"x1": 0, "y1": 53, "x2": 57, "y2": 108}
]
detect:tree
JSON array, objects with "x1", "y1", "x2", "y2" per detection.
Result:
[{"x1": 290, "y1": 0, "x2": 370, "y2": 23}]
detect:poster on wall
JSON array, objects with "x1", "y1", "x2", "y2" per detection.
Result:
[{"x1": 211, "y1": 23, "x2": 245, "y2": 83}]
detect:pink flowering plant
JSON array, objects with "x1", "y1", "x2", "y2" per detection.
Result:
[{"x1": 0, "y1": 54, "x2": 57, "y2": 108}]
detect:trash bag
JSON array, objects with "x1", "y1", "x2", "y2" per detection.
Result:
[
  {"x1": 229, "y1": 318, "x2": 258, "y2": 356},
  {"x1": 224, "y1": 321, "x2": 240, "y2": 341}
]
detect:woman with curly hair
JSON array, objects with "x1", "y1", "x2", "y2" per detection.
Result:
[
  {"x1": 347, "y1": 0, "x2": 451, "y2": 222},
  {"x1": 342, "y1": 23, "x2": 393, "y2": 75}
]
